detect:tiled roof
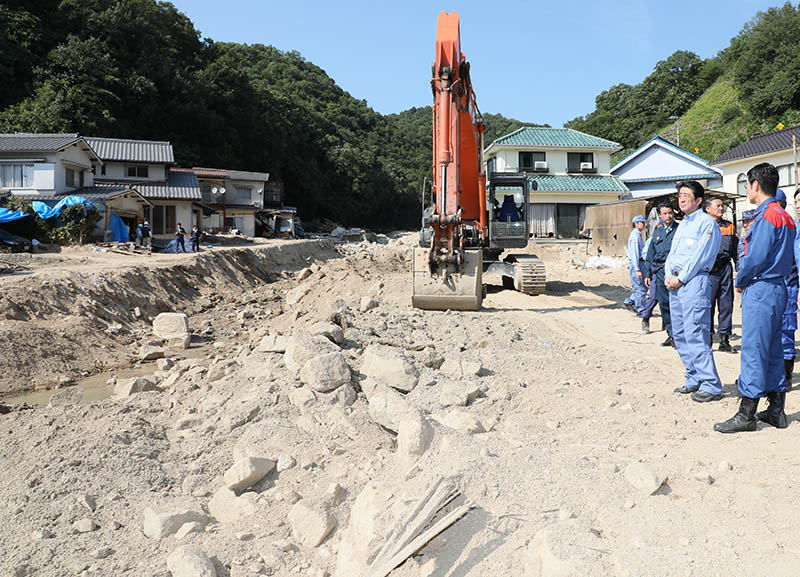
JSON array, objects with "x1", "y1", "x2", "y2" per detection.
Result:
[
  {"x1": 85, "y1": 136, "x2": 174, "y2": 163},
  {"x1": 0, "y1": 133, "x2": 83, "y2": 152},
  {"x1": 13, "y1": 186, "x2": 145, "y2": 202},
  {"x1": 490, "y1": 127, "x2": 621, "y2": 149},
  {"x1": 115, "y1": 171, "x2": 200, "y2": 200},
  {"x1": 621, "y1": 173, "x2": 722, "y2": 183},
  {"x1": 711, "y1": 124, "x2": 800, "y2": 164},
  {"x1": 189, "y1": 167, "x2": 229, "y2": 178},
  {"x1": 527, "y1": 174, "x2": 628, "y2": 193}
]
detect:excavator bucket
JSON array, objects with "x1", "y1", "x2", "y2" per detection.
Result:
[{"x1": 411, "y1": 248, "x2": 482, "y2": 311}]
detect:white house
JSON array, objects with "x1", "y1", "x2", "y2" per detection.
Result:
[
  {"x1": 484, "y1": 127, "x2": 628, "y2": 238},
  {"x1": 611, "y1": 135, "x2": 723, "y2": 198},
  {"x1": 0, "y1": 133, "x2": 151, "y2": 240},
  {"x1": 178, "y1": 167, "x2": 275, "y2": 237},
  {"x1": 0, "y1": 133, "x2": 100, "y2": 195},
  {"x1": 86, "y1": 137, "x2": 201, "y2": 240},
  {"x1": 711, "y1": 124, "x2": 800, "y2": 219}
]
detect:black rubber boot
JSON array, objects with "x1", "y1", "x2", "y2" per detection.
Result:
[
  {"x1": 756, "y1": 392, "x2": 789, "y2": 428},
  {"x1": 785, "y1": 358, "x2": 794, "y2": 392},
  {"x1": 718, "y1": 334, "x2": 736, "y2": 353},
  {"x1": 714, "y1": 396, "x2": 759, "y2": 433}
]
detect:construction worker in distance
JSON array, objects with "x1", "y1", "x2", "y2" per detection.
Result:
[
  {"x1": 643, "y1": 202, "x2": 679, "y2": 346},
  {"x1": 704, "y1": 196, "x2": 738, "y2": 353},
  {"x1": 715, "y1": 164, "x2": 796, "y2": 433},
  {"x1": 773, "y1": 189, "x2": 798, "y2": 391},
  {"x1": 665, "y1": 180, "x2": 723, "y2": 403},
  {"x1": 624, "y1": 215, "x2": 647, "y2": 316},
  {"x1": 737, "y1": 210, "x2": 755, "y2": 264}
]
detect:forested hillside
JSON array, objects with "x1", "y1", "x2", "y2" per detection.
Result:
[
  {"x1": 567, "y1": 3, "x2": 800, "y2": 163},
  {"x1": 0, "y1": 0, "x2": 540, "y2": 229}
]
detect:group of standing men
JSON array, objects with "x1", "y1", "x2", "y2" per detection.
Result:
[{"x1": 625, "y1": 164, "x2": 799, "y2": 433}]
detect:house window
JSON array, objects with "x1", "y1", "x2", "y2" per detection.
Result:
[
  {"x1": 568, "y1": 153, "x2": 594, "y2": 172},
  {"x1": 233, "y1": 186, "x2": 252, "y2": 203},
  {"x1": 737, "y1": 173, "x2": 747, "y2": 196},
  {"x1": 487, "y1": 157, "x2": 496, "y2": 175},
  {"x1": 66, "y1": 168, "x2": 75, "y2": 187},
  {"x1": 101, "y1": 164, "x2": 106, "y2": 176},
  {"x1": 519, "y1": 151, "x2": 546, "y2": 170},
  {"x1": 79, "y1": 170, "x2": 84, "y2": 188},
  {"x1": 127, "y1": 165, "x2": 149, "y2": 178},
  {"x1": 144, "y1": 205, "x2": 176, "y2": 235},
  {"x1": 0, "y1": 164, "x2": 33, "y2": 188}
]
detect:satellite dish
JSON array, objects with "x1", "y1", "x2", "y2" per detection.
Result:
[
  {"x1": 219, "y1": 187, "x2": 226, "y2": 194},
  {"x1": 211, "y1": 187, "x2": 218, "y2": 194}
]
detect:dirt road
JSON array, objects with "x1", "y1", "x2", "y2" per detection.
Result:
[{"x1": 1, "y1": 235, "x2": 798, "y2": 577}]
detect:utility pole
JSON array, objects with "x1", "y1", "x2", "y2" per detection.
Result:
[{"x1": 669, "y1": 116, "x2": 680, "y2": 148}]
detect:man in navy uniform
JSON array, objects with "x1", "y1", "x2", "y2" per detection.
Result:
[
  {"x1": 643, "y1": 202, "x2": 678, "y2": 346},
  {"x1": 774, "y1": 189, "x2": 798, "y2": 391},
  {"x1": 665, "y1": 181, "x2": 723, "y2": 402},
  {"x1": 704, "y1": 196, "x2": 738, "y2": 353},
  {"x1": 624, "y1": 215, "x2": 647, "y2": 315},
  {"x1": 715, "y1": 164, "x2": 796, "y2": 433}
]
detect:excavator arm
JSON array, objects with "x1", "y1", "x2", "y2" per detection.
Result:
[{"x1": 412, "y1": 10, "x2": 486, "y2": 311}]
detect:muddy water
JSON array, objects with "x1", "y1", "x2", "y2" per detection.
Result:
[{"x1": 3, "y1": 345, "x2": 209, "y2": 406}]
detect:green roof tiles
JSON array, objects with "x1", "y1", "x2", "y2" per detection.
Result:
[
  {"x1": 490, "y1": 127, "x2": 621, "y2": 149},
  {"x1": 527, "y1": 174, "x2": 628, "y2": 193}
]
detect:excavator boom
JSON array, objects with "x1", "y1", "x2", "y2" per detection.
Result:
[{"x1": 412, "y1": 10, "x2": 486, "y2": 311}]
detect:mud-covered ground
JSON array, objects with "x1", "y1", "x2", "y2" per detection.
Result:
[{"x1": 1, "y1": 235, "x2": 799, "y2": 577}]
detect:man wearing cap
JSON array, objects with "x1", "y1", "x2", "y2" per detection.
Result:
[
  {"x1": 704, "y1": 196, "x2": 738, "y2": 353},
  {"x1": 774, "y1": 189, "x2": 798, "y2": 390},
  {"x1": 737, "y1": 210, "x2": 755, "y2": 263},
  {"x1": 665, "y1": 180, "x2": 723, "y2": 402},
  {"x1": 624, "y1": 215, "x2": 647, "y2": 316},
  {"x1": 643, "y1": 202, "x2": 678, "y2": 346},
  {"x1": 715, "y1": 164, "x2": 796, "y2": 433}
]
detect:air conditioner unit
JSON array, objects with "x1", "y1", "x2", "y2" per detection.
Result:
[
  {"x1": 534, "y1": 161, "x2": 548, "y2": 170},
  {"x1": 580, "y1": 162, "x2": 593, "y2": 170}
]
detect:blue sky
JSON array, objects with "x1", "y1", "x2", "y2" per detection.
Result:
[{"x1": 171, "y1": 0, "x2": 781, "y2": 127}]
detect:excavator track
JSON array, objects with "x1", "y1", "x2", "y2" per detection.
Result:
[{"x1": 515, "y1": 258, "x2": 546, "y2": 295}]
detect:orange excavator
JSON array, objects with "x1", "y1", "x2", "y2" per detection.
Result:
[{"x1": 412, "y1": 10, "x2": 545, "y2": 311}]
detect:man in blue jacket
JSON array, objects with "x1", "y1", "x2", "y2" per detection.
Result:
[
  {"x1": 666, "y1": 181, "x2": 722, "y2": 402},
  {"x1": 715, "y1": 164, "x2": 797, "y2": 433},
  {"x1": 643, "y1": 203, "x2": 679, "y2": 346},
  {"x1": 773, "y1": 188, "x2": 798, "y2": 391},
  {"x1": 624, "y1": 215, "x2": 647, "y2": 316}
]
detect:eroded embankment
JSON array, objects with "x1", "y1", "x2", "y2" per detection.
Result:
[{"x1": 0, "y1": 240, "x2": 338, "y2": 395}]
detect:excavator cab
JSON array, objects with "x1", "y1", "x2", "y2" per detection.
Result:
[{"x1": 488, "y1": 173, "x2": 531, "y2": 250}]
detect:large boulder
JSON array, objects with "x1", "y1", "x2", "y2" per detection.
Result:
[
  {"x1": 208, "y1": 487, "x2": 257, "y2": 524},
  {"x1": 288, "y1": 500, "x2": 336, "y2": 548},
  {"x1": 224, "y1": 457, "x2": 276, "y2": 493},
  {"x1": 441, "y1": 409, "x2": 485, "y2": 434},
  {"x1": 256, "y1": 334, "x2": 289, "y2": 353},
  {"x1": 299, "y1": 352, "x2": 351, "y2": 392},
  {"x1": 115, "y1": 376, "x2": 158, "y2": 397},
  {"x1": 362, "y1": 382, "x2": 416, "y2": 433},
  {"x1": 166, "y1": 545, "x2": 216, "y2": 577},
  {"x1": 284, "y1": 335, "x2": 339, "y2": 375},
  {"x1": 336, "y1": 481, "x2": 397, "y2": 576},
  {"x1": 397, "y1": 414, "x2": 434, "y2": 471},
  {"x1": 360, "y1": 345, "x2": 419, "y2": 393},
  {"x1": 143, "y1": 508, "x2": 208, "y2": 540},
  {"x1": 153, "y1": 313, "x2": 190, "y2": 339}
]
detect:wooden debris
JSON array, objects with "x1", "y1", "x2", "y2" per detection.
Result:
[{"x1": 365, "y1": 478, "x2": 472, "y2": 577}]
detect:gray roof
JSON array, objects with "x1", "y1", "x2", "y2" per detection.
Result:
[
  {"x1": 0, "y1": 133, "x2": 87, "y2": 153},
  {"x1": 621, "y1": 173, "x2": 723, "y2": 184},
  {"x1": 712, "y1": 124, "x2": 800, "y2": 165},
  {"x1": 108, "y1": 171, "x2": 200, "y2": 200},
  {"x1": 85, "y1": 136, "x2": 174, "y2": 164},
  {"x1": 15, "y1": 186, "x2": 151, "y2": 204}
]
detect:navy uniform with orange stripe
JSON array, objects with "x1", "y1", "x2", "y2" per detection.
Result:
[
  {"x1": 734, "y1": 197, "x2": 796, "y2": 401},
  {"x1": 708, "y1": 218, "x2": 738, "y2": 350}
]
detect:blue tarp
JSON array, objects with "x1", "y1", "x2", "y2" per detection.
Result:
[
  {"x1": 109, "y1": 211, "x2": 129, "y2": 243},
  {"x1": 32, "y1": 196, "x2": 92, "y2": 220},
  {"x1": 0, "y1": 208, "x2": 29, "y2": 223}
]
